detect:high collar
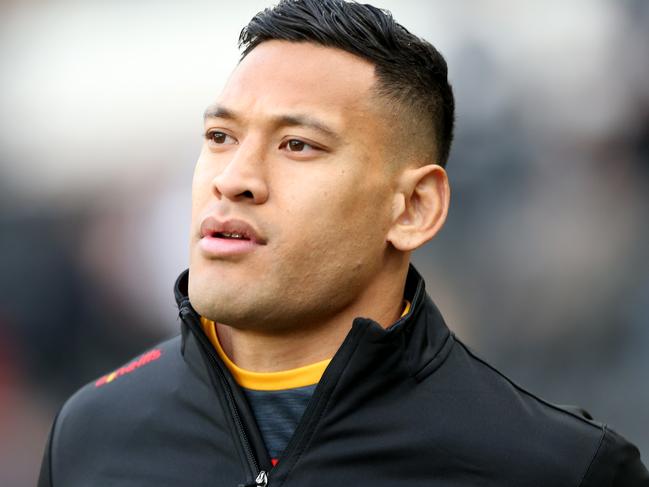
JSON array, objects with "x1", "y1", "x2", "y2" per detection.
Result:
[{"x1": 173, "y1": 264, "x2": 454, "y2": 381}]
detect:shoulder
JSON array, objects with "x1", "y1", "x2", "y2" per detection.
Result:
[
  {"x1": 52, "y1": 335, "x2": 182, "y2": 433},
  {"x1": 63, "y1": 335, "x2": 182, "y2": 410},
  {"x1": 44, "y1": 334, "x2": 226, "y2": 482},
  {"x1": 580, "y1": 426, "x2": 649, "y2": 486},
  {"x1": 40, "y1": 332, "x2": 243, "y2": 486},
  {"x1": 48, "y1": 334, "x2": 214, "y2": 460},
  {"x1": 40, "y1": 336, "x2": 180, "y2": 484},
  {"x1": 427, "y1": 337, "x2": 648, "y2": 485}
]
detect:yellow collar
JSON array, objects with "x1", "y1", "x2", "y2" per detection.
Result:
[
  {"x1": 200, "y1": 300, "x2": 410, "y2": 391},
  {"x1": 200, "y1": 316, "x2": 329, "y2": 390}
]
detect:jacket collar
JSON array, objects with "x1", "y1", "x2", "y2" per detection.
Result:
[{"x1": 173, "y1": 264, "x2": 454, "y2": 381}]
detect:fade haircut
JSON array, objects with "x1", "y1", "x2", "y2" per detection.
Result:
[{"x1": 239, "y1": 0, "x2": 455, "y2": 167}]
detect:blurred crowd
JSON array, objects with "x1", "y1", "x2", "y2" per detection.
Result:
[{"x1": 1, "y1": 1, "x2": 648, "y2": 485}]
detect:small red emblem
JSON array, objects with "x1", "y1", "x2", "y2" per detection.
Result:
[{"x1": 95, "y1": 349, "x2": 163, "y2": 387}]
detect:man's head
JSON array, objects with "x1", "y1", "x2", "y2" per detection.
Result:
[{"x1": 189, "y1": 0, "x2": 453, "y2": 331}]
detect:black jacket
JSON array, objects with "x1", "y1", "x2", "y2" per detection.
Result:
[{"x1": 39, "y1": 267, "x2": 648, "y2": 486}]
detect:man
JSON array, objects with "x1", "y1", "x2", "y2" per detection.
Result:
[{"x1": 39, "y1": 0, "x2": 647, "y2": 485}]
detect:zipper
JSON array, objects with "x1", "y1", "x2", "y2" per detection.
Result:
[
  {"x1": 179, "y1": 301, "x2": 268, "y2": 486},
  {"x1": 260, "y1": 316, "x2": 369, "y2": 480},
  {"x1": 239, "y1": 470, "x2": 268, "y2": 487},
  {"x1": 180, "y1": 297, "x2": 371, "y2": 485}
]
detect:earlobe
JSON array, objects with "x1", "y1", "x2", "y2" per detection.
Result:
[{"x1": 387, "y1": 164, "x2": 450, "y2": 251}]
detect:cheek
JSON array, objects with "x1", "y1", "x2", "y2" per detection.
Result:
[
  {"x1": 190, "y1": 158, "x2": 213, "y2": 217},
  {"x1": 279, "y1": 168, "x2": 391, "y2": 255},
  {"x1": 334, "y1": 169, "x2": 392, "y2": 230}
]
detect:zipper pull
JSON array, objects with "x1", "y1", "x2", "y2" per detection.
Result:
[
  {"x1": 238, "y1": 470, "x2": 268, "y2": 487},
  {"x1": 255, "y1": 471, "x2": 268, "y2": 486}
]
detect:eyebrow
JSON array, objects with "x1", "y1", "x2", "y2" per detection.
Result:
[{"x1": 203, "y1": 104, "x2": 340, "y2": 141}]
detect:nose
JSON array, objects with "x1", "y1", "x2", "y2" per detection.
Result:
[{"x1": 211, "y1": 141, "x2": 269, "y2": 204}]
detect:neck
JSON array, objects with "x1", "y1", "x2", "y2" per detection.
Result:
[{"x1": 216, "y1": 261, "x2": 409, "y2": 372}]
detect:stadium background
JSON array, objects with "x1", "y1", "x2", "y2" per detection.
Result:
[{"x1": 0, "y1": 1, "x2": 647, "y2": 484}]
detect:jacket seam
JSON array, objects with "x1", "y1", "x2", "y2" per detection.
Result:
[
  {"x1": 456, "y1": 340, "x2": 604, "y2": 429},
  {"x1": 413, "y1": 331, "x2": 455, "y2": 381},
  {"x1": 46, "y1": 409, "x2": 61, "y2": 487},
  {"x1": 577, "y1": 426, "x2": 607, "y2": 487},
  {"x1": 458, "y1": 340, "x2": 609, "y2": 486}
]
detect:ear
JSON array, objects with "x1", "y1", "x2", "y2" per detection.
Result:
[{"x1": 386, "y1": 164, "x2": 450, "y2": 251}]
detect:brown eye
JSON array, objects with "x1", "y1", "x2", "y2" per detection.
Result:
[
  {"x1": 287, "y1": 139, "x2": 310, "y2": 152},
  {"x1": 287, "y1": 140, "x2": 305, "y2": 151},
  {"x1": 206, "y1": 131, "x2": 236, "y2": 145},
  {"x1": 279, "y1": 138, "x2": 321, "y2": 156},
  {"x1": 212, "y1": 132, "x2": 226, "y2": 144}
]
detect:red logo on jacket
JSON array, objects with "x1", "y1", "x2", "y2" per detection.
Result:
[{"x1": 95, "y1": 349, "x2": 163, "y2": 387}]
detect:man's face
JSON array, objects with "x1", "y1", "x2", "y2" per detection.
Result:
[{"x1": 189, "y1": 40, "x2": 399, "y2": 330}]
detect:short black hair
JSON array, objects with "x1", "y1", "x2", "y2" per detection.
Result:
[{"x1": 239, "y1": 0, "x2": 455, "y2": 167}]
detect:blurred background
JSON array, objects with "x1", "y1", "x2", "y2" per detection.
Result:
[{"x1": 1, "y1": 0, "x2": 648, "y2": 484}]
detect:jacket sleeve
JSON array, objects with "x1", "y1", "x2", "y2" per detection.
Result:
[
  {"x1": 580, "y1": 426, "x2": 649, "y2": 486},
  {"x1": 38, "y1": 411, "x2": 60, "y2": 487}
]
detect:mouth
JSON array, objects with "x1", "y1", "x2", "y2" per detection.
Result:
[
  {"x1": 200, "y1": 217, "x2": 265, "y2": 243},
  {"x1": 212, "y1": 231, "x2": 250, "y2": 240},
  {"x1": 198, "y1": 217, "x2": 266, "y2": 257}
]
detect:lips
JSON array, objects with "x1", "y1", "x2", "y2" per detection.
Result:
[
  {"x1": 198, "y1": 217, "x2": 266, "y2": 257},
  {"x1": 200, "y1": 217, "x2": 266, "y2": 244}
]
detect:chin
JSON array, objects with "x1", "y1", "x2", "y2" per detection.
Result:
[{"x1": 189, "y1": 278, "x2": 260, "y2": 327}]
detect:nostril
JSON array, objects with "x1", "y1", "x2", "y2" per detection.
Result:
[{"x1": 240, "y1": 190, "x2": 254, "y2": 199}]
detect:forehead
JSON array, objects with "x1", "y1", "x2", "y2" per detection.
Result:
[{"x1": 214, "y1": 40, "x2": 378, "y2": 128}]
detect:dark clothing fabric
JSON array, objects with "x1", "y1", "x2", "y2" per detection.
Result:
[
  {"x1": 243, "y1": 384, "x2": 316, "y2": 461},
  {"x1": 39, "y1": 266, "x2": 649, "y2": 486}
]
